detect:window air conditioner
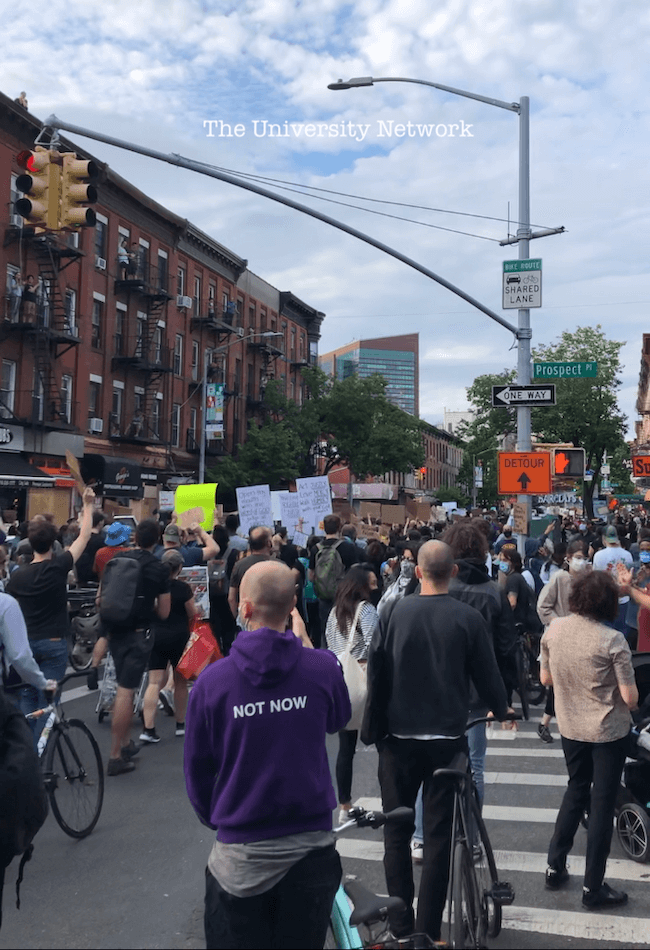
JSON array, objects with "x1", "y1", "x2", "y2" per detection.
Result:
[
  {"x1": 88, "y1": 417, "x2": 104, "y2": 434},
  {"x1": 236, "y1": 327, "x2": 244, "y2": 338},
  {"x1": 177, "y1": 295, "x2": 192, "y2": 309},
  {"x1": 96, "y1": 257, "x2": 107, "y2": 271}
]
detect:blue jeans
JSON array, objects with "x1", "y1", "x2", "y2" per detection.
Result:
[{"x1": 17, "y1": 638, "x2": 68, "y2": 747}]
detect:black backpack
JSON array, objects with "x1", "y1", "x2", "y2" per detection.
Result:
[
  {"x1": 99, "y1": 552, "x2": 147, "y2": 628},
  {"x1": 0, "y1": 690, "x2": 48, "y2": 928}
]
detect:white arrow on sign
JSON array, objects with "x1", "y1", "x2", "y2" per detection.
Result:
[{"x1": 494, "y1": 387, "x2": 554, "y2": 404}]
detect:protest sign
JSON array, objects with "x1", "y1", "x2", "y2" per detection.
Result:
[
  {"x1": 279, "y1": 492, "x2": 301, "y2": 535},
  {"x1": 179, "y1": 566, "x2": 210, "y2": 619},
  {"x1": 270, "y1": 491, "x2": 288, "y2": 523},
  {"x1": 236, "y1": 484, "x2": 273, "y2": 536},
  {"x1": 296, "y1": 476, "x2": 332, "y2": 534},
  {"x1": 292, "y1": 530, "x2": 309, "y2": 549},
  {"x1": 359, "y1": 502, "x2": 381, "y2": 520},
  {"x1": 159, "y1": 490, "x2": 175, "y2": 510},
  {"x1": 65, "y1": 449, "x2": 85, "y2": 493},
  {"x1": 381, "y1": 504, "x2": 405, "y2": 524},
  {"x1": 175, "y1": 484, "x2": 217, "y2": 531},
  {"x1": 177, "y1": 506, "x2": 205, "y2": 529}
]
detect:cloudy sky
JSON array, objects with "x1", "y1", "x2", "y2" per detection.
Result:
[{"x1": 3, "y1": 0, "x2": 649, "y2": 435}]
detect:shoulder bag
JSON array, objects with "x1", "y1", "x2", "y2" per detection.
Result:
[{"x1": 338, "y1": 601, "x2": 368, "y2": 733}]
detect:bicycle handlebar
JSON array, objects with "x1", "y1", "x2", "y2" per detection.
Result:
[
  {"x1": 467, "y1": 713, "x2": 522, "y2": 730},
  {"x1": 335, "y1": 805, "x2": 415, "y2": 832}
]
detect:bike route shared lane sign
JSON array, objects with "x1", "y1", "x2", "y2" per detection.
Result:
[
  {"x1": 492, "y1": 384, "x2": 556, "y2": 407},
  {"x1": 498, "y1": 451, "x2": 552, "y2": 495},
  {"x1": 502, "y1": 258, "x2": 542, "y2": 309}
]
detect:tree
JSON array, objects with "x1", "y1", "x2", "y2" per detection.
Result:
[
  {"x1": 457, "y1": 369, "x2": 516, "y2": 507},
  {"x1": 530, "y1": 326, "x2": 629, "y2": 516}
]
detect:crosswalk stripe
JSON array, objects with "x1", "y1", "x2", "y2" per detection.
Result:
[
  {"x1": 356, "y1": 797, "x2": 559, "y2": 823},
  {"x1": 487, "y1": 746, "x2": 564, "y2": 758},
  {"x1": 336, "y1": 838, "x2": 650, "y2": 883},
  {"x1": 484, "y1": 771, "x2": 566, "y2": 785},
  {"x1": 503, "y1": 906, "x2": 650, "y2": 944}
]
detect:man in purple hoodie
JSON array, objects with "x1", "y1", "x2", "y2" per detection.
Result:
[{"x1": 185, "y1": 559, "x2": 351, "y2": 949}]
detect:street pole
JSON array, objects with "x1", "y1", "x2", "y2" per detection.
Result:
[
  {"x1": 515, "y1": 97, "x2": 532, "y2": 554},
  {"x1": 199, "y1": 347, "x2": 209, "y2": 484}
]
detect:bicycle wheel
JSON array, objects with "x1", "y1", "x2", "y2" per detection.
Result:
[
  {"x1": 450, "y1": 841, "x2": 483, "y2": 949},
  {"x1": 44, "y1": 719, "x2": 104, "y2": 838},
  {"x1": 471, "y1": 797, "x2": 502, "y2": 939}
]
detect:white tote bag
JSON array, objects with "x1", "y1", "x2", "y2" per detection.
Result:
[{"x1": 338, "y1": 602, "x2": 368, "y2": 733}]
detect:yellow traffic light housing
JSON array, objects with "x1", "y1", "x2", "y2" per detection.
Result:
[
  {"x1": 59, "y1": 153, "x2": 98, "y2": 228},
  {"x1": 15, "y1": 146, "x2": 60, "y2": 229}
]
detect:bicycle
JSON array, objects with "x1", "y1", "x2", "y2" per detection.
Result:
[
  {"x1": 24, "y1": 670, "x2": 104, "y2": 838},
  {"x1": 514, "y1": 624, "x2": 546, "y2": 720}
]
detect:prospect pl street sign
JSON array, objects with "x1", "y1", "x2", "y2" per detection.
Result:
[
  {"x1": 492, "y1": 384, "x2": 556, "y2": 407},
  {"x1": 533, "y1": 361, "x2": 598, "y2": 379}
]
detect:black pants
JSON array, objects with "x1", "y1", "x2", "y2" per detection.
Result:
[
  {"x1": 544, "y1": 685, "x2": 555, "y2": 718},
  {"x1": 547, "y1": 734, "x2": 628, "y2": 891},
  {"x1": 306, "y1": 600, "x2": 321, "y2": 648},
  {"x1": 204, "y1": 845, "x2": 341, "y2": 949},
  {"x1": 336, "y1": 729, "x2": 358, "y2": 804},
  {"x1": 209, "y1": 595, "x2": 238, "y2": 657},
  {"x1": 378, "y1": 734, "x2": 467, "y2": 941}
]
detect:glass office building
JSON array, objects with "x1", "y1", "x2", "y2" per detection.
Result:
[{"x1": 319, "y1": 333, "x2": 419, "y2": 416}]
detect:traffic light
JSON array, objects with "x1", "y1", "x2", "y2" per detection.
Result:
[
  {"x1": 553, "y1": 448, "x2": 585, "y2": 477},
  {"x1": 59, "y1": 152, "x2": 98, "y2": 228},
  {"x1": 15, "y1": 146, "x2": 60, "y2": 229}
]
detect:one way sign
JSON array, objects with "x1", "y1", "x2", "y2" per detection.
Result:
[{"x1": 491, "y1": 384, "x2": 556, "y2": 407}]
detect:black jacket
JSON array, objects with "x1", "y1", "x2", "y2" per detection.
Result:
[{"x1": 361, "y1": 592, "x2": 509, "y2": 745}]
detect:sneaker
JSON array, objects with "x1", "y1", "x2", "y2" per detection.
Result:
[
  {"x1": 175, "y1": 722, "x2": 185, "y2": 737},
  {"x1": 159, "y1": 688, "x2": 175, "y2": 717},
  {"x1": 582, "y1": 882, "x2": 628, "y2": 909},
  {"x1": 121, "y1": 739, "x2": 141, "y2": 760},
  {"x1": 338, "y1": 808, "x2": 352, "y2": 825},
  {"x1": 139, "y1": 729, "x2": 161, "y2": 744},
  {"x1": 87, "y1": 667, "x2": 99, "y2": 691},
  {"x1": 411, "y1": 840, "x2": 424, "y2": 864},
  {"x1": 538, "y1": 723, "x2": 554, "y2": 744},
  {"x1": 545, "y1": 866, "x2": 569, "y2": 890},
  {"x1": 107, "y1": 757, "x2": 136, "y2": 776}
]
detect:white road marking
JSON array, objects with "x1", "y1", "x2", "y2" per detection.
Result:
[
  {"x1": 355, "y1": 797, "x2": 558, "y2": 823},
  {"x1": 487, "y1": 746, "x2": 564, "y2": 758}
]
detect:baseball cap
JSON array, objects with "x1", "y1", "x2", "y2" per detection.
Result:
[
  {"x1": 163, "y1": 524, "x2": 181, "y2": 543},
  {"x1": 104, "y1": 522, "x2": 132, "y2": 547},
  {"x1": 603, "y1": 525, "x2": 619, "y2": 544}
]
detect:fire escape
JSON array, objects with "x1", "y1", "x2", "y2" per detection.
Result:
[
  {"x1": 112, "y1": 255, "x2": 172, "y2": 443},
  {"x1": 2, "y1": 224, "x2": 81, "y2": 429}
]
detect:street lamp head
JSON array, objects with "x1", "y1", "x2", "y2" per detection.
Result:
[
  {"x1": 259, "y1": 330, "x2": 283, "y2": 337},
  {"x1": 327, "y1": 77, "x2": 374, "y2": 90}
]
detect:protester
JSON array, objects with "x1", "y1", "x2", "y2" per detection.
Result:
[
  {"x1": 185, "y1": 560, "x2": 350, "y2": 949},
  {"x1": 227, "y1": 526, "x2": 274, "y2": 620},
  {"x1": 592, "y1": 525, "x2": 634, "y2": 637},
  {"x1": 542, "y1": 570, "x2": 637, "y2": 908}
]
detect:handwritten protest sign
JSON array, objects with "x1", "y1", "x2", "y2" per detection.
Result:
[
  {"x1": 292, "y1": 530, "x2": 309, "y2": 549},
  {"x1": 360, "y1": 502, "x2": 381, "y2": 520},
  {"x1": 236, "y1": 484, "x2": 273, "y2": 537},
  {"x1": 296, "y1": 476, "x2": 332, "y2": 534},
  {"x1": 179, "y1": 566, "x2": 209, "y2": 619},
  {"x1": 270, "y1": 491, "x2": 287, "y2": 523},
  {"x1": 175, "y1": 484, "x2": 217, "y2": 531},
  {"x1": 279, "y1": 492, "x2": 301, "y2": 535},
  {"x1": 381, "y1": 504, "x2": 406, "y2": 524},
  {"x1": 65, "y1": 450, "x2": 85, "y2": 493},
  {"x1": 177, "y1": 506, "x2": 204, "y2": 529}
]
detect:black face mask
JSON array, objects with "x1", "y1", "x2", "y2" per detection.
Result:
[{"x1": 369, "y1": 589, "x2": 381, "y2": 608}]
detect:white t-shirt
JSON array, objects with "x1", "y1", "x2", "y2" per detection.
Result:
[{"x1": 592, "y1": 545, "x2": 634, "y2": 603}]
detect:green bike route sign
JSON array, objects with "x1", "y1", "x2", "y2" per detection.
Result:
[{"x1": 533, "y1": 361, "x2": 598, "y2": 379}]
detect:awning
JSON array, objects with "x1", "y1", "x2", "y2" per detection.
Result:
[
  {"x1": 0, "y1": 454, "x2": 57, "y2": 488},
  {"x1": 81, "y1": 455, "x2": 143, "y2": 498},
  {"x1": 37, "y1": 465, "x2": 76, "y2": 489}
]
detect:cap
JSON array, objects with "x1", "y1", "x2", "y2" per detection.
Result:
[
  {"x1": 104, "y1": 522, "x2": 132, "y2": 547},
  {"x1": 603, "y1": 525, "x2": 619, "y2": 544},
  {"x1": 163, "y1": 524, "x2": 181, "y2": 543}
]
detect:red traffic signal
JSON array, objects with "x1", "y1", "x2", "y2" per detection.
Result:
[
  {"x1": 553, "y1": 448, "x2": 585, "y2": 477},
  {"x1": 15, "y1": 147, "x2": 60, "y2": 229}
]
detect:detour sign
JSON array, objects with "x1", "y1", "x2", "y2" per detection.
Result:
[
  {"x1": 632, "y1": 456, "x2": 650, "y2": 478},
  {"x1": 498, "y1": 452, "x2": 552, "y2": 495}
]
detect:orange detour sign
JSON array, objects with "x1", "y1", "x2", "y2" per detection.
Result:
[
  {"x1": 632, "y1": 456, "x2": 650, "y2": 478},
  {"x1": 498, "y1": 452, "x2": 552, "y2": 495}
]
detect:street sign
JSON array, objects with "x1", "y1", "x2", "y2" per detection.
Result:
[
  {"x1": 533, "y1": 361, "x2": 597, "y2": 379},
  {"x1": 632, "y1": 456, "x2": 650, "y2": 478},
  {"x1": 502, "y1": 259, "x2": 542, "y2": 309},
  {"x1": 492, "y1": 385, "x2": 556, "y2": 407},
  {"x1": 498, "y1": 452, "x2": 552, "y2": 495}
]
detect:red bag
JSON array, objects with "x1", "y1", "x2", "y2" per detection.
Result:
[{"x1": 176, "y1": 618, "x2": 222, "y2": 680}]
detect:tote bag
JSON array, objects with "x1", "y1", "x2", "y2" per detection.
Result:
[{"x1": 338, "y1": 602, "x2": 368, "y2": 732}]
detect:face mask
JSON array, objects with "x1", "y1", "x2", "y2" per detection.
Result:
[
  {"x1": 570, "y1": 557, "x2": 587, "y2": 572},
  {"x1": 400, "y1": 560, "x2": 415, "y2": 579},
  {"x1": 498, "y1": 561, "x2": 510, "y2": 574},
  {"x1": 640, "y1": 552, "x2": 650, "y2": 564},
  {"x1": 236, "y1": 607, "x2": 248, "y2": 631},
  {"x1": 369, "y1": 589, "x2": 381, "y2": 607},
  {"x1": 579, "y1": 524, "x2": 587, "y2": 532}
]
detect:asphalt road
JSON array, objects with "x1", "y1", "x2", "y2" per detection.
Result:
[{"x1": 2, "y1": 686, "x2": 650, "y2": 949}]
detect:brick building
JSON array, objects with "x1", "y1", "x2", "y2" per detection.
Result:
[{"x1": 0, "y1": 92, "x2": 323, "y2": 523}]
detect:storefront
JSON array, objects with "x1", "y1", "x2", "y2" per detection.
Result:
[
  {"x1": 81, "y1": 455, "x2": 143, "y2": 512},
  {"x1": 0, "y1": 448, "x2": 56, "y2": 524}
]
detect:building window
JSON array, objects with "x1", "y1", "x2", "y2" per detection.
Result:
[
  {"x1": 115, "y1": 309, "x2": 125, "y2": 355},
  {"x1": 111, "y1": 386, "x2": 123, "y2": 434},
  {"x1": 177, "y1": 266, "x2": 186, "y2": 297},
  {"x1": 64, "y1": 289, "x2": 76, "y2": 333},
  {"x1": 37, "y1": 278, "x2": 50, "y2": 327},
  {"x1": 171, "y1": 404, "x2": 181, "y2": 447},
  {"x1": 88, "y1": 381, "x2": 101, "y2": 420},
  {"x1": 191, "y1": 340, "x2": 199, "y2": 381},
  {"x1": 6, "y1": 264, "x2": 21, "y2": 322},
  {"x1": 136, "y1": 313, "x2": 147, "y2": 357},
  {"x1": 151, "y1": 399, "x2": 161, "y2": 439},
  {"x1": 32, "y1": 368, "x2": 44, "y2": 422},
  {"x1": 0, "y1": 360, "x2": 16, "y2": 418},
  {"x1": 208, "y1": 284, "x2": 216, "y2": 318},
  {"x1": 194, "y1": 276, "x2": 201, "y2": 318},
  {"x1": 152, "y1": 326, "x2": 163, "y2": 364},
  {"x1": 61, "y1": 374, "x2": 73, "y2": 424},
  {"x1": 94, "y1": 220, "x2": 107, "y2": 261},
  {"x1": 91, "y1": 299, "x2": 103, "y2": 349},
  {"x1": 174, "y1": 334, "x2": 183, "y2": 375},
  {"x1": 157, "y1": 250, "x2": 168, "y2": 292},
  {"x1": 260, "y1": 309, "x2": 267, "y2": 333},
  {"x1": 189, "y1": 407, "x2": 197, "y2": 441}
]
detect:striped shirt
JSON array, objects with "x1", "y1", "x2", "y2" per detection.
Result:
[{"x1": 325, "y1": 601, "x2": 379, "y2": 661}]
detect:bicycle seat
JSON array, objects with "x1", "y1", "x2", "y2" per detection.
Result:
[
  {"x1": 344, "y1": 878, "x2": 406, "y2": 927},
  {"x1": 432, "y1": 751, "x2": 469, "y2": 781}
]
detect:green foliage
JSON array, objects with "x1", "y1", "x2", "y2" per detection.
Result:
[{"x1": 457, "y1": 369, "x2": 516, "y2": 506}]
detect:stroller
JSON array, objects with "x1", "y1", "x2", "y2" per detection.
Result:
[{"x1": 615, "y1": 653, "x2": 650, "y2": 862}]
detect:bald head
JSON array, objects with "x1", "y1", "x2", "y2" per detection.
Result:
[
  {"x1": 417, "y1": 540, "x2": 455, "y2": 587},
  {"x1": 239, "y1": 560, "x2": 297, "y2": 631},
  {"x1": 249, "y1": 525, "x2": 273, "y2": 553}
]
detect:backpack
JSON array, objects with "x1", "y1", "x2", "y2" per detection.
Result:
[
  {"x1": 0, "y1": 690, "x2": 49, "y2": 928},
  {"x1": 99, "y1": 552, "x2": 147, "y2": 628},
  {"x1": 208, "y1": 546, "x2": 232, "y2": 599},
  {"x1": 313, "y1": 540, "x2": 346, "y2": 601}
]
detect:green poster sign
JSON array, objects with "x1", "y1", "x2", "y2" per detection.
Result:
[{"x1": 533, "y1": 361, "x2": 598, "y2": 379}]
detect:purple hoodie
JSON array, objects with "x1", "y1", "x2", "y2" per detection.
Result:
[{"x1": 184, "y1": 626, "x2": 351, "y2": 843}]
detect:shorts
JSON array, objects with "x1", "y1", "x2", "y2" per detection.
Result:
[
  {"x1": 109, "y1": 628, "x2": 153, "y2": 690},
  {"x1": 148, "y1": 628, "x2": 190, "y2": 671}
]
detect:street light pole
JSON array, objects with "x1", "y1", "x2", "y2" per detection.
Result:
[
  {"x1": 330, "y1": 77, "x2": 534, "y2": 542},
  {"x1": 198, "y1": 331, "x2": 283, "y2": 483}
]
